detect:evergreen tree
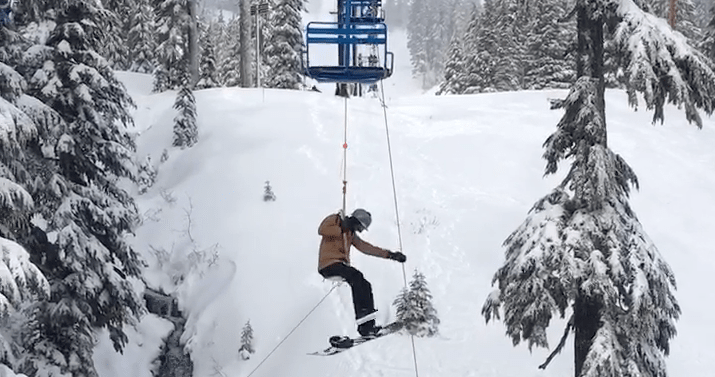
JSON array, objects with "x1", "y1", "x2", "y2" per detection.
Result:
[
  {"x1": 153, "y1": 64, "x2": 172, "y2": 92},
  {"x1": 173, "y1": 68, "x2": 199, "y2": 148},
  {"x1": 482, "y1": 2, "x2": 715, "y2": 377},
  {"x1": 522, "y1": 0, "x2": 575, "y2": 90},
  {"x1": 264, "y1": 0, "x2": 304, "y2": 89},
  {"x1": 101, "y1": 0, "x2": 136, "y2": 70},
  {"x1": 263, "y1": 181, "x2": 276, "y2": 201},
  {"x1": 239, "y1": 0, "x2": 253, "y2": 87},
  {"x1": 0, "y1": 25, "x2": 54, "y2": 374},
  {"x1": 691, "y1": 0, "x2": 711, "y2": 30},
  {"x1": 128, "y1": 0, "x2": 157, "y2": 73},
  {"x1": 154, "y1": 0, "x2": 191, "y2": 90},
  {"x1": 436, "y1": 34, "x2": 466, "y2": 94},
  {"x1": 393, "y1": 270, "x2": 439, "y2": 337},
  {"x1": 486, "y1": 0, "x2": 521, "y2": 91},
  {"x1": 643, "y1": 0, "x2": 702, "y2": 40},
  {"x1": 239, "y1": 320, "x2": 255, "y2": 359},
  {"x1": 704, "y1": 3, "x2": 715, "y2": 60},
  {"x1": 211, "y1": 11, "x2": 229, "y2": 87},
  {"x1": 407, "y1": 0, "x2": 454, "y2": 89},
  {"x1": 197, "y1": 21, "x2": 221, "y2": 89},
  {"x1": 18, "y1": 2, "x2": 145, "y2": 376},
  {"x1": 464, "y1": 0, "x2": 498, "y2": 93},
  {"x1": 221, "y1": 15, "x2": 242, "y2": 87}
]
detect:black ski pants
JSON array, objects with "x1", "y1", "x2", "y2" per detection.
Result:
[{"x1": 319, "y1": 262, "x2": 375, "y2": 319}]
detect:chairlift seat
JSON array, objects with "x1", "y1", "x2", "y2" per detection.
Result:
[
  {"x1": 303, "y1": 21, "x2": 393, "y2": 84},
  {"x1": 306, "y1": 66, "x2": 391, "y2": 84}
]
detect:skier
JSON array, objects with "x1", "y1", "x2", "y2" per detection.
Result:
[{"x1": 318, "y1": 209, "x2": 406, "y2": 336}]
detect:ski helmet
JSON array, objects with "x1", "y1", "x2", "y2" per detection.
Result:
[{"x1": 351, "y1": 209, "x2": 372, "y2": 231}]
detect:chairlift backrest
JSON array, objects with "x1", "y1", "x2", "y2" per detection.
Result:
[{"x1": 303, "y1": 0, "x2": 393, "y2": 84}]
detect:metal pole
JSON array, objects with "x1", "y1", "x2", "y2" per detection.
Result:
[{"x1": 256, "y1": 11, "x2": 261, "y2": 88}]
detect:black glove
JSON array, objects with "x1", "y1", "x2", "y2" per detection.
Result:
[{"x1": 387, "y1": 251, "x2": 406, "y2": 263}]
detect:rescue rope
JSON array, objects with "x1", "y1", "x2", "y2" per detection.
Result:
[
  {"x1": 378, "y1": 78, "x2": 420, "y2": 377},
  {"x1": 342, "y1": 96, "x2": 348, "y2": 216},
  {"x1": 342, "y1": 96, "x2": 349, "y2": 253},
  {"x1": 245, "y1": 284, "x2": 339, "y2": 377}
]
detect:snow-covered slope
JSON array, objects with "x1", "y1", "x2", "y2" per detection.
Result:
[{"x1": 93, "y1": 67, "x2": 715, "y2": 377}]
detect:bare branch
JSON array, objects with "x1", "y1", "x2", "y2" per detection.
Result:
[{"x1": 539, "y1": 315, "x2": 574, "y2": 370}]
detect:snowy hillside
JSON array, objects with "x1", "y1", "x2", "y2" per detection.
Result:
[{"x1": 94, "y1": 67, "x2": 715, "y2": 377}]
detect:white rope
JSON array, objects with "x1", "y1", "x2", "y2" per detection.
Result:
[{"x1": 378, "y1": 78, "x2": 419, "y2": 377}]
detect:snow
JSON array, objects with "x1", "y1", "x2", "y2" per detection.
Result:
[
  {"x1": 0, "y1": 364, "x2": 27, "y2": 377},
  {"x1": 96, "y1": 31, "x2": 715, "y2": 377}
]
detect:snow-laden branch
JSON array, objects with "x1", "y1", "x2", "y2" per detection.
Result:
[
  {"x1": 609, "y1": 0, "x2": 715, "y2": 127},
  {"x1": 0, "y1": 237, "x2": 50, "y2": 315}
]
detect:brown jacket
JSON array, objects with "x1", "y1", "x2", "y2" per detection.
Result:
[{"x1": 318, "y1": 213, "x2": 390, "y2": 271}]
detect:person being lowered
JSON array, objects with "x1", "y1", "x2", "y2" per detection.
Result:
[{"x1": 318, "y1": 209, "x2": 406, "y2": 337}]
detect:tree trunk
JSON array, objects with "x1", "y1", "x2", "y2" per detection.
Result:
[
  {"x1": 240, "y1": 0, "x2": 253, "y2": 87},
  {"x1": 574, "y1": 292, "x2": 602, "y2": 376},
  {"x1": 668, "y1": 0, "x2": 677, "y2": 28},
  {"x1": 187, "y1": 0, "x2": 200, "y2": 87},
  {"x1": 573, "y1": 5, "x2": 607, "y2": 377},
  {"x1": 576, "y1": 2, "x2": 607, "y2": 145}
]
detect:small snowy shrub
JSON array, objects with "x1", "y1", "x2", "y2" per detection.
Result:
[
  {"x1": 393, "y1": 269, "x2": 440, "y2": 337},
  {"x1": 239, "y1": 320, "x2": 255, "y2": 360},
  {"x1": 137, "y1": 155, "x2": 157, "y2": 194},
  {"x1": 263, "y1": 181, "x2": 276, "y2": 202}
]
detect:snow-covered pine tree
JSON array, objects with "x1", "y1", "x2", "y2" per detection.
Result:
[
  {"x1": 128, "y1": 0, "x2": 157, "y2": 73},
  {"x1": 0, "y1": 237, "x2": 49, "y2": 370},
  {"x1": 498, "y1": 1, "x2": 527, "y2": 91},
  {"x1": 0, "y1": 29, "x2": 54, "y2": 374},
  {"x1": 704, "y1": 3, "x2": 715, "y2": 60},
  {"x1": 407, "y1": 0, "x2": 430, "y2": 87},
  {"x1": 436, "y1": 34, "x2": 466, "y2": 95},
  {"x1": 173, "y1": 67, "x2": 199, "y2": 148},
  {"x1": 643, "y1": 0, "x2": 702, "y2": 40},
  {"x1": 0, "y1": 62, "x2": 35, "y2": 245},
  {"x1": 18, "y1": 2, "x2": 145, "y2": 375},
  {"x1": 153, "y1": 64, "x2": 172, "y2": 92},
  {"x1": 393, "y1": 269, "x2": 439, "y2": 337},
  {"x1": 239, "y1": 320, "x2": 255, "y2": 360},
  {"x1": 0, "y1": 59, "x2": 51, "y2": 314},
  {"x1": 263, "y1": 181, "x2": 276, "y2": 201},
  {"x1": 154, "y1": 0, "x2": 191, "y2": 90},
  {"x1": 483, "y1": 1, "x2": 715, "y2": 377},
  {"x1": 137, "y1": 155, "x2": 158, "y2": 194},
  {"x1": 407, "y1": 0, "x2": 453, "y2": 89},
  {"x1": 239, "y1": 0, "x2": 253, "y2": 87},
  {"x1": 264, "y1": 0, "x2": 304, "y2": 89},
  {"x1": 221, "y1": 15, "x2": 242, "y2": 87},
  {"x1": 464, "y1": 0, "x2": 498, "y2": 93},
  {"x1": 197, "y1": 21, "x2": 220, "y2": 89},
  {"x1": 101, "y1": 0, "x2": 135, "y2": 70},
  {"x1": 522, "y1": 0, "x2": 575, "y2": 90}
]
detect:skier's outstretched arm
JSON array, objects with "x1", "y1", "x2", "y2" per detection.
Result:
[{"x1": 351, "y1": 235, "x2": 390, "y2": 259}]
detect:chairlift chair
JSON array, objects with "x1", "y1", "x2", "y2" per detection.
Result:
[{"x1": 303, "y1": 0, "x2": 393, "y2": 84}]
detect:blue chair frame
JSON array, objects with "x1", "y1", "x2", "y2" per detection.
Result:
[{"x1": 303, "y1": 0, "x2": 393, "y2": 84}]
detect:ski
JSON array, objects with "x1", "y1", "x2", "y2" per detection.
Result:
[{"x1": 308, "y1": 321, "x2": 403, "y2": 356}]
